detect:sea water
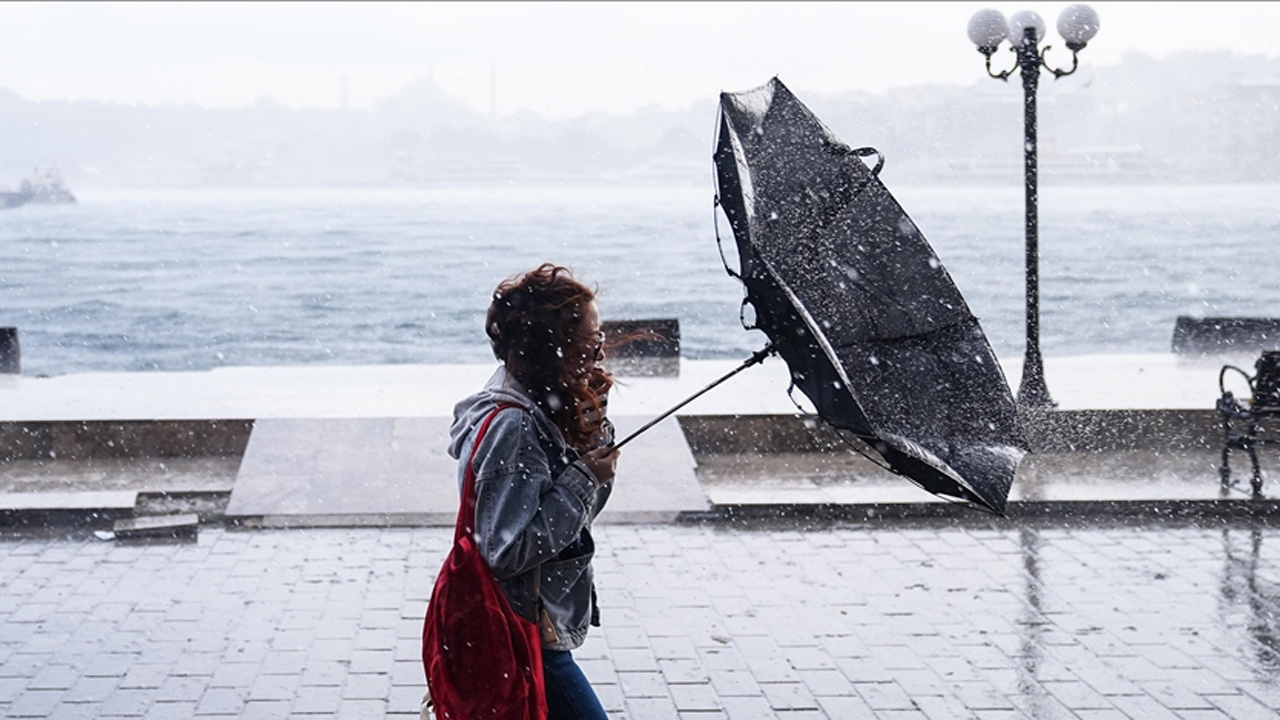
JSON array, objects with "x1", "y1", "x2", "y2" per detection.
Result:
[{"x1": 1, "y1": 183, "x2": 1277, "y2": 377}]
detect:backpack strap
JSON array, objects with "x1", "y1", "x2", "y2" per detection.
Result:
[
  {"x1": 456, "y1": 403, "x2": 519, "y2": 543},
  {"x1": 457, "y1": 402, "x2": 551, "y2": 636}
]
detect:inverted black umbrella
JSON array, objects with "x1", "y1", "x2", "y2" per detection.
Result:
[
  {"x1": 615, "y1": 77, "x2": 1025, "y2": 515},
  {"x1": 712, "y1": 77, "x2": 1026, "y2": 514}
]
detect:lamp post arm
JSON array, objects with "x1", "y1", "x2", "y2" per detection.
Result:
[
  {"x1": 984, "y1": 50, "x2": 1017, "y2": 81},
  {"x1": 1041, "y1": 46, "x2": 1081, "y2": 79}
]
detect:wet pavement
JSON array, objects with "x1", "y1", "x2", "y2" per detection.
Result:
[
  {"x1": 3, "y1": 517, "x2": 1280, "y2": 720},
  {"x1": 4, "y1": 354, "x2": 1280, "y2": 717}
]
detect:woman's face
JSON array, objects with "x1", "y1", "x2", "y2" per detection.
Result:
[{"x1": 569, "y1": 300, "x2": 603, "y2": 379}]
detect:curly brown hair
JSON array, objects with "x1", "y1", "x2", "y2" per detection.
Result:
[{"x1": 486, "y1": 263, "x2": 611, "y2": 448}]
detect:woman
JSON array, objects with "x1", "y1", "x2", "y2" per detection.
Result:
[{"x1": 447, "y1": 263, "x2": 619, "y2": 720}]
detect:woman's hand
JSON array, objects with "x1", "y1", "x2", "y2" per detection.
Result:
[{"x1": 579, "y1": 445, "x2": 620, "y2": 485}]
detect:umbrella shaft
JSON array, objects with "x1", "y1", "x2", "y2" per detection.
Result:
[{"x1": 611, "y1": 345, "x2": 773, "y2": 450}]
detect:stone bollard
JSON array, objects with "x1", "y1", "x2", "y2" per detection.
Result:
[
  {"x1": 0, "y1": 327, "x2": 18, "y2": 374},
  {"x1": 1172, "y1": 315, "x2": 1280, "y2": 355}
]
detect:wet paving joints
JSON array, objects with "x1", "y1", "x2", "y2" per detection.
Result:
[{"x1": 3, "y1": 517, "x2": 1280, "y2": 719}]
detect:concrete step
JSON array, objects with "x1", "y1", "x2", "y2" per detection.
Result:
[{"x1": 225, "y1": 415, "x2": 706, "y2": 527}]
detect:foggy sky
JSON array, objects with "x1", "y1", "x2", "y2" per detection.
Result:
[{"x1": 2, "y1": 2, "x2": 1279, "y2": 120}]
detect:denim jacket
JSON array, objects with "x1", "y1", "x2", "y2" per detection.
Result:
[{"x1": 447, "y1": 366, "x2": 612, "y2": 651}]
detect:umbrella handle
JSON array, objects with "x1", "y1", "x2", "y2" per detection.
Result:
[{"x1": 609, "y1": 344, "x2": 774, "y2": 451}]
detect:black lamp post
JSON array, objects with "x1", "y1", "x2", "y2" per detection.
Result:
[{"x1": 968, "y1": 4, "x2": 1100, "y2": 408}]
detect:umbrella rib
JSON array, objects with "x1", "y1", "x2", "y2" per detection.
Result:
[
  {"x1": 820, "y1": 422, "x2": 1000, "y2": 515},
  {"x1": 828, "y1": 268, "x2": 968, "y2": 338},
  {"x1": 839, "y1": 317, "x2": 978, "y2": 346}
]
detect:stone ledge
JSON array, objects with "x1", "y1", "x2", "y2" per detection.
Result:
[
  {"x1": 0, "y1": 491, "x2": 137, "y2": 529},
  {"x1": 113, "y1": 513, "x2": 199, "y2": 539},
  {"x1": 0, "y1": 489, "x2": 138, "y2": 510},
  {"x1": 1018, "y1": 408, "x2": 1245, "y2": 452},
  {"x1": 679, "y1": 408, "x2": 1271, "y2": 455},
  {"x1": 0, "y1": 419, "x2": 253, "y2": 461}
]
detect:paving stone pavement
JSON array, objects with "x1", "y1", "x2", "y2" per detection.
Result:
[{"x1": 3, "y1": 518, "x2": 1280, "y2": 720}]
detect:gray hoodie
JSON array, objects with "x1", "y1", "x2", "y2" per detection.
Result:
[{"x1": 447, "y1": 365, "x2": 612, "y2": 651}]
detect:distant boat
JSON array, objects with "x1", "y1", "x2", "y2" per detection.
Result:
[
  {"x1": 0, "y1": 168, "x2": 77, "y2": 209},
  {"x1": 19, "y1": 168, "x2": 77, "y2": 204}
]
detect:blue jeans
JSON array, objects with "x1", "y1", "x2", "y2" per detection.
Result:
[{"x1": 542, "y1": 650, "x2": 608, "y2": 720}]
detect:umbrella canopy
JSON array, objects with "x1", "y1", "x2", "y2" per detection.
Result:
[{"x1": 713, "y1": 77, "x2": 1027, "y2": 514}]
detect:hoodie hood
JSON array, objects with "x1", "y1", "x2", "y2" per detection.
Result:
[{"x1": 448, "y1": 365, "x2": 563, "y2": 459}]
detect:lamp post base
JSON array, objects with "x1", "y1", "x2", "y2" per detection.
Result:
[{"x1": 1017, "y1": 356, "x2": 1056, "y2": 409}]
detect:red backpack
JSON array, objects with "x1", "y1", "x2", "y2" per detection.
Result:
[{"x1": 422, "y1": 405, "x2": 547, "y2": 720}]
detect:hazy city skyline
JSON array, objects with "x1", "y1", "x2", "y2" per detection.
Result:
[
  {"x1": 3, "y1": 46, "x2": 1276, "y2": 190},
  {"x1": 2, "y1": 2, "x2": 1279, "y2": 120}
]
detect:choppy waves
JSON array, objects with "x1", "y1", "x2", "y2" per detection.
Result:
[{"x1": 1, "y1": 184, "x2": 1277, "y2": 376}]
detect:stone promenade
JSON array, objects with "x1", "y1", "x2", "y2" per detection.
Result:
[{"x1": 3, "y1": 517, "x2": 1280, "y2": 720}]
